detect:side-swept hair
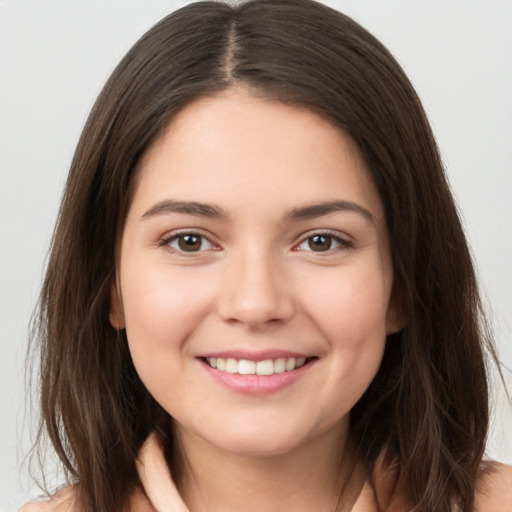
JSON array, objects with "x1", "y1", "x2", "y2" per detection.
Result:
[{"x1": 31, "y1": 1, "x2": 495, "y2": 511}]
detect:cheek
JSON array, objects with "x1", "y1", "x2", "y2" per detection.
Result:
[
  {"x1": 120, "y1": 264, "x2": 216, "y2": 365},
  {"x1": 297, "y1": 258, "x2": 391, "y2": 399},
  {"x1": 296, "y1": 262, "x2": 390, "y2": 419},
  {"x1": 299, "y1": 263, "x2": 391, "y2": 343}
]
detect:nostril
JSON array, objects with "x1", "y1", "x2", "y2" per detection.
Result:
[{"x1": 218, "y1": 293, "x2": 296, "y2": 328}]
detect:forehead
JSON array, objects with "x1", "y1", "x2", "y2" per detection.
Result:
[{"x1": 129, "y1": 88, "x2": 385, "y2": 227}]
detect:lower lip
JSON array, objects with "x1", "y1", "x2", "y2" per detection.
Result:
[{"x1": 200, "y1": 359, "x2": 316, "y2": 396}]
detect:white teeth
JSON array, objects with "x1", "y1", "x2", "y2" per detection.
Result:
[
  {"x1": 206, "y1": 356, "x2": 309, "y2": 375},
  {"x1": 238, "y1": 359, "x2": 256, "y2": 375},
  {"x1": 225, "y1": 358, "x2": 238, "y2": 373},
  {"x1": 285, "y1": 357, "x2": 296, "y2": 371},
  {"x1": 256, "y1": 359, "x2": 274, "y2": 376},
  {"x1": 274, "y1": 358, "x2": 286, "y2": 374}
]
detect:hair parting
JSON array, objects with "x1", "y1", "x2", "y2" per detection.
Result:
[{"x1": 28, "y1": 2, "x2": 500, "y2": 511}]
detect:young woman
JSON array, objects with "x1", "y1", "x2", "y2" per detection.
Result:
[{"x1": 22, "y1": 1, "x2": 512, "y2": 511}]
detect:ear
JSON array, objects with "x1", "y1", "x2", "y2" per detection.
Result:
[
  {"x1": 386, "y1": 286, "x2": 408, "y2": 335},
  {"x1": 109, "y1": 278, "x2": 126, "y2": 330}
]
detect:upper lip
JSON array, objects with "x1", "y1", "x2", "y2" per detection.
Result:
[{"x1": 197, "y1": 349, "x2": 315, "y2": 361}]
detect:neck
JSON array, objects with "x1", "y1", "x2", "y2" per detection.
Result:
[{"x1": 171, "y1": 423, "x2": 366, "y2": 512}]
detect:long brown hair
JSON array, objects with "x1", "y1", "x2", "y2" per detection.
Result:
[{"x1": 30, "y1": 1, "x2": 496, "y2": 511}]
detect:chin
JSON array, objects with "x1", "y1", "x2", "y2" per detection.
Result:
[
  {"x1": 201, "y1": 419, "x2": 337, "y2": 459},
  {"x1": 217, "y1": 435, "x2": 305, "y2": 458}
]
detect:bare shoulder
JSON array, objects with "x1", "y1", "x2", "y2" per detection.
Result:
[
  {"x1": 474, "y1": 461, "x2": 512, "y2": 511},
  {"x1": 19, "y1": 486, "x2": 77, "y2": 512}
]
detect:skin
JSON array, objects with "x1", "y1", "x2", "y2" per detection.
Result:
[
  {"x1": 20, "y1": 90, "x2": 512, "y2": 512},
  {"x1": 110, "y1": 88, "x2": 403, "y2": 511}
]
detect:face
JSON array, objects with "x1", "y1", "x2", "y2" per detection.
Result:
[{"x1": 111, "y1": 89, "x2": 401, "y2": 458}]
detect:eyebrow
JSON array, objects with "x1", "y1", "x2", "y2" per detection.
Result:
[
  {"x1": 141, "y1": 200, "x2": 228, "y2": 220},
  {"x1": 141, "y1": 198, "x2": 374, "y2": 224},
  {"x1": 285, "y1": 200, "x2": 375, "y2": 224}
]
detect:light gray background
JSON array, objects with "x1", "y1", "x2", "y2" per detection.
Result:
[{"x1": 1, "y1": 1, "x2": 511, "y2": 510}]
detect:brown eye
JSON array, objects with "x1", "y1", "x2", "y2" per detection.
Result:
[
  {"x1": 166, "y1": 233, "x2": 214, "y2": 253},
  {"x1": 307, "y1": 235, "x2": 333, "y2": 251},
  {"x1": 296, "y1": 233, "x2": 348, "y2": 253},
  {"x1": 178, "y1": 234, "x2": 202, "y2": 251}
]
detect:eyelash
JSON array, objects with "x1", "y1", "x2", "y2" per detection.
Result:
[
  {"x1": 294, "y1": 230, "x2": 353, "y2": 253},
  {"x1": 159, "y1": 229, "x2": 353, "y2": 255},
  {"x1": 159, "y1": 229, "x2": 219, "y2": 255}
]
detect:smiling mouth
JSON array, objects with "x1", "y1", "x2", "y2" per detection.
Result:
[{"x1": 202, "y1": 356, "x2": 315, "y2": 376}]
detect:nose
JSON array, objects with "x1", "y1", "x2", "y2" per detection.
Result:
[{"x1": 217, "y1": 249, "x2": 296, "y2": 329}]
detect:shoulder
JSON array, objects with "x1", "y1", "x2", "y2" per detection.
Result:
[
  {"x1": 19, "y1": 485, "x2": 155, "y2": 512},
  {"x1": 474, "y1": 460, "x2": 512, "y2": 511},
  {"x1": 19, "y1": 486, "x2": 76, "y2": 512}
]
